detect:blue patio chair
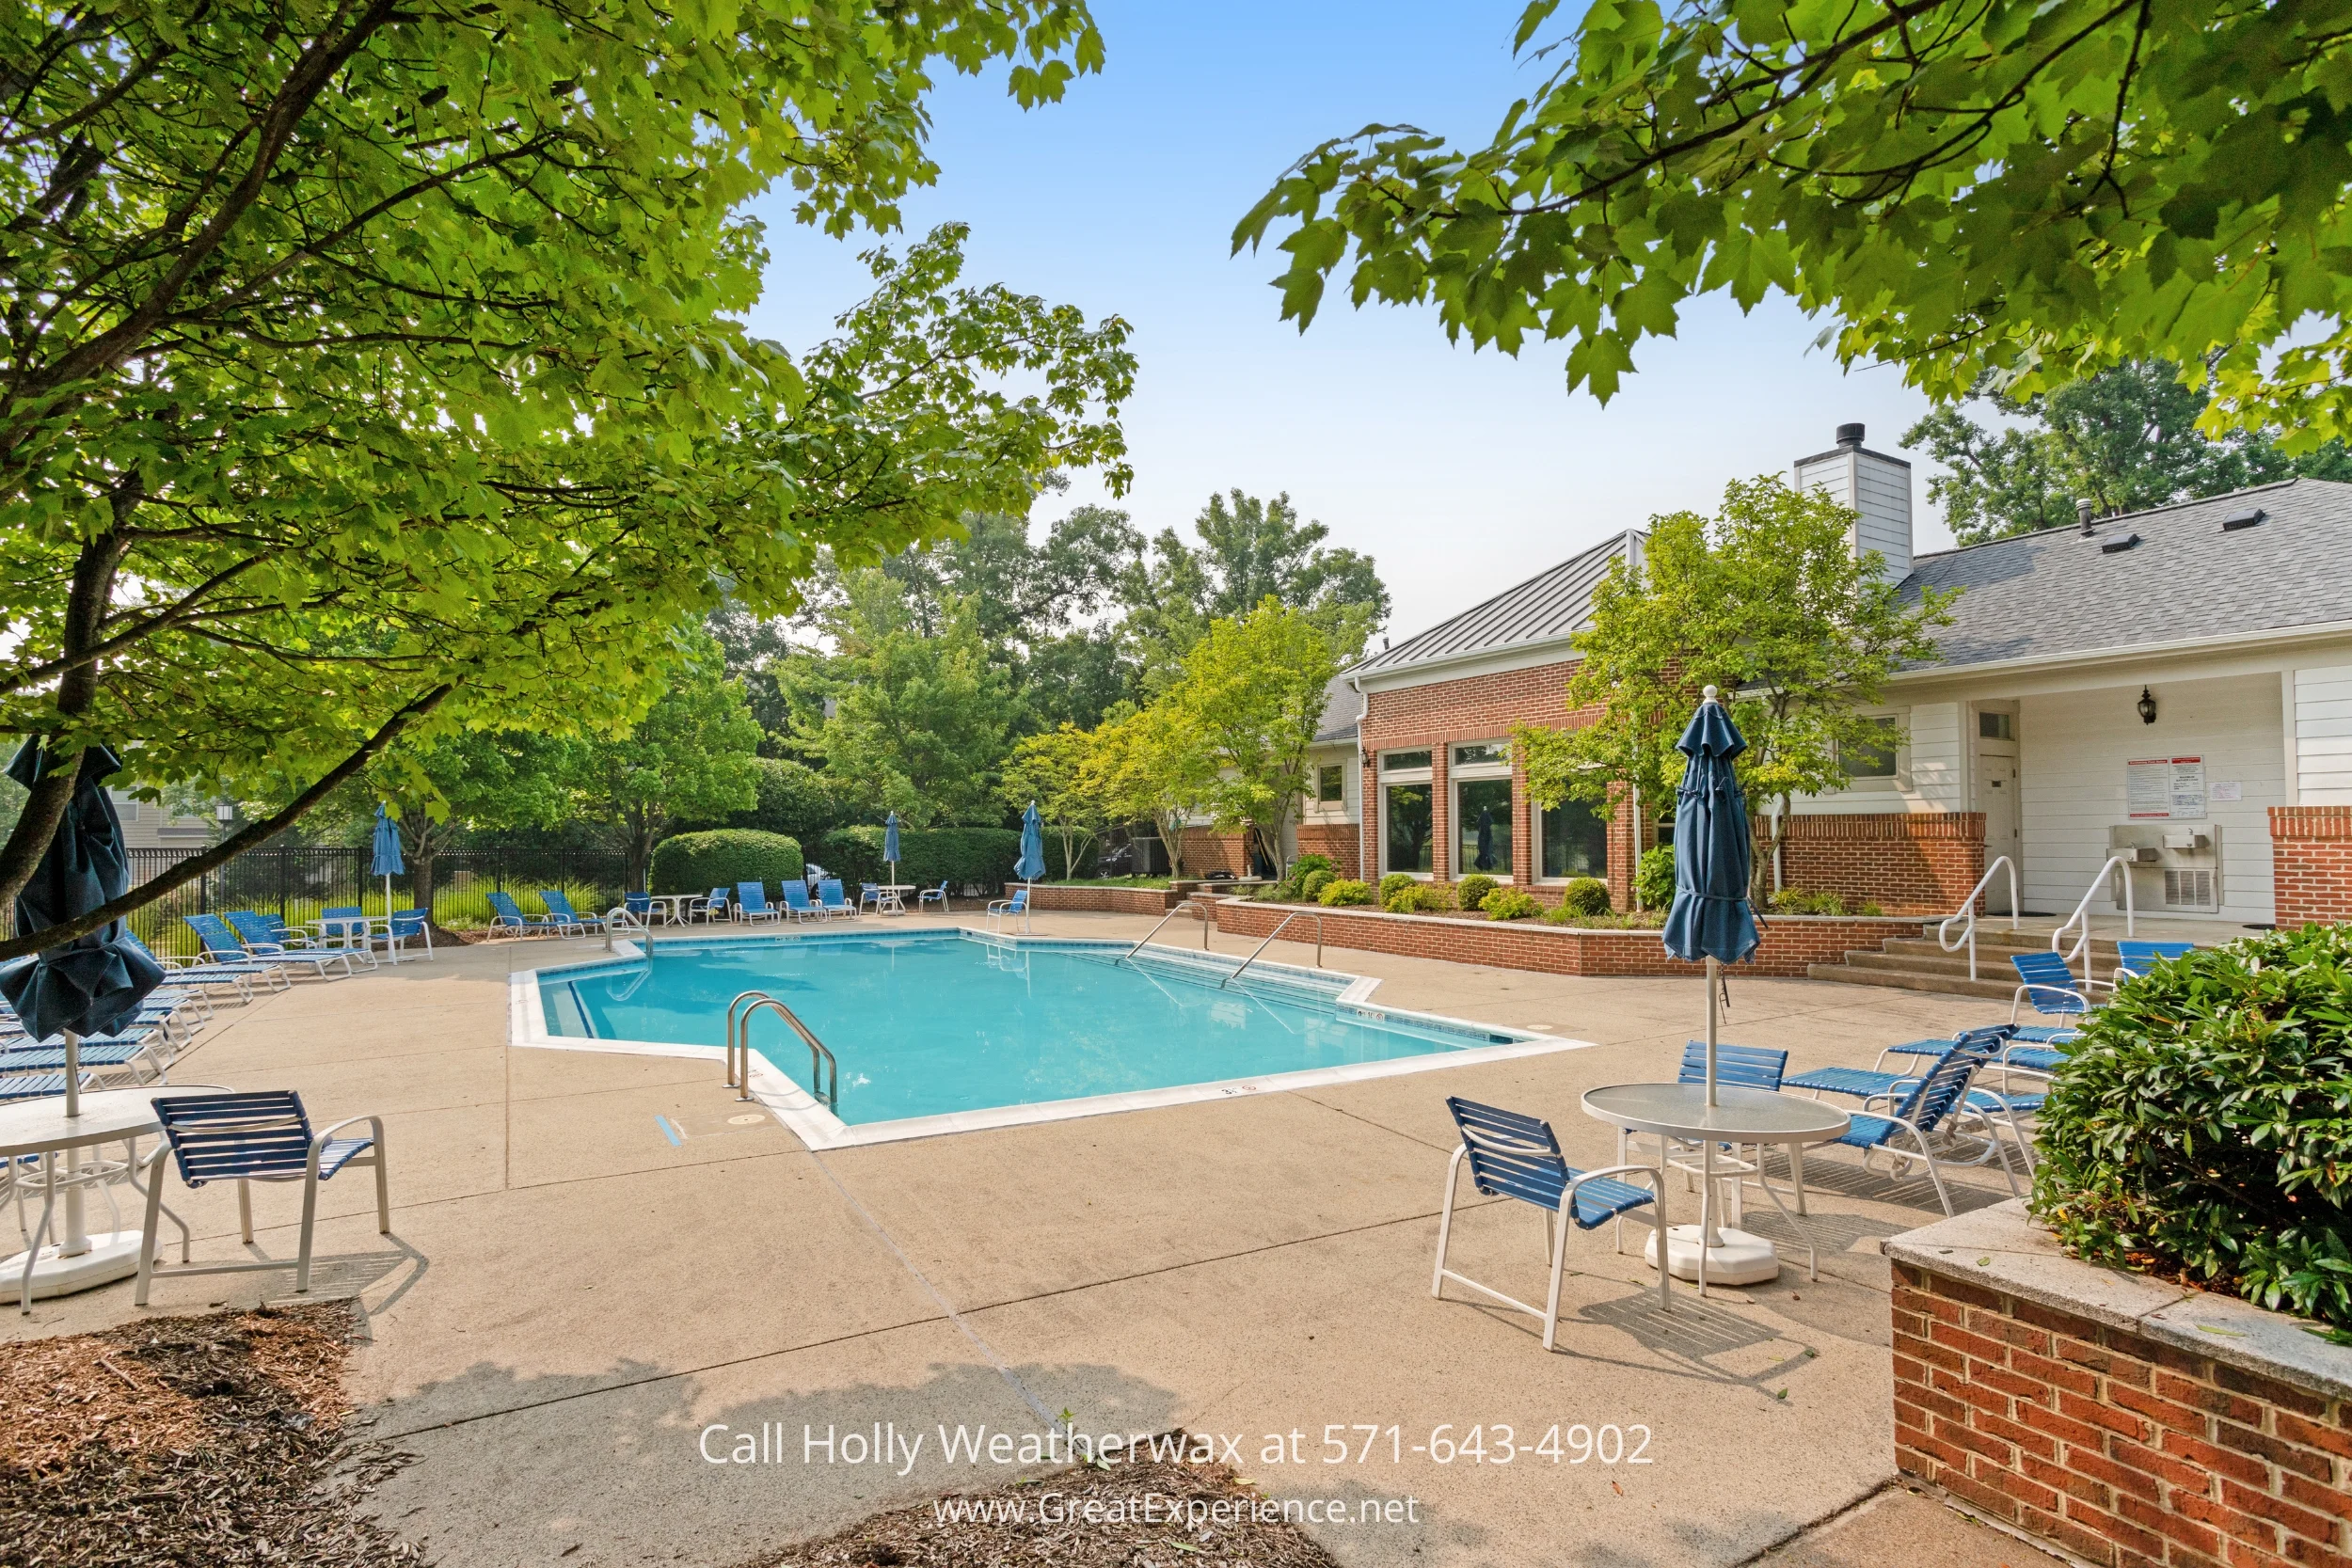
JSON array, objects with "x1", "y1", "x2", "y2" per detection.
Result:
[
  {"x1": 196, "y1": 913, "x2": 358, "y2": 979},
  {"x1": 985, "y1": 886, "x2": 1029, "y2": 931},
  {"x1": 540, "y1": 889, "x2": 605, "y2": 935},
  {"x1": 2114, "y1": 939, "x2": 2196, "y2": 987},
  {"x1": 737, "y1": 881, "x2": 786, "y2": 923},
  {"x1": 624, "y1": 892, "x2": 653, "y2": 926},
  {"x1": 1433, "y1": 1097, "x2": 1666, "y2": 1350},
  {"x1": 700, "y1": 886, "x2": 730, "y2": 923},
  {"x1": 817, "y1": 879, "x2": 857, "y2": 918},
  {"x1": 134, "y1": 1089, "x2": 391, "y2": 1304},
  {"x1": 122, "y1": 929, "x2": 268, "y2": 1002},
  {"x1": 485, "y1": 890, "x2": 558, "y2": 937},
  {"x1": 917, "y1": 880, "x2": 951, "y2": 913},
  {"x1": 1819, "y1": 1049, "x2": 2016, "y2": 1214},
  {"x1": 859, "y1": 881, "x2": 883, "y2": 913},
  {"x1": 385, "y1": 908, "x2": 434, "y2": 960},
  {"x1": 776, "y1": 881, "x2": 823, "y2": 922},
  {"x1": 2010, "y1": 951, "x2": 2104, "y2": 1028}
]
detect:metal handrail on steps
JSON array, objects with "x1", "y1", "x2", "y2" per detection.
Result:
[
  {"x1": 2052, "y1": 856, "x2": 2135, "y2": 986},
  {"x1": 1936, "y1": 856, "x2": 2019, "y2": 980},
  {"x1": 1117, "y1": 898, "x2": 1214, "y2": 965},
  {"x1": 1220, "y1": 910, "x2": 1323, "y2": 989},
  {"x1": 725, "y1": 990, "x2": 837, "y2": 1107}
]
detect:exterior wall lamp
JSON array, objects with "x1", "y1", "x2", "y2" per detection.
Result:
[{"x1": 2137, "y1": 687, "x2": 2158, "y2": 725}]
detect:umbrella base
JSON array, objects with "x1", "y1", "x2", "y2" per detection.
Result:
[
  {"x1": 1647, "y1": 1225, "x2": 1780, "y2": 1286},
  {"x1": 2, "y1": 1230, "x2": 147, "y2": 1303}
]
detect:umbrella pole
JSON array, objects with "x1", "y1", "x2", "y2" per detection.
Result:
[
  {"x1": 60, "y1": 1028, "x2": 91, "y2": 1260},
  {"x1": 384, "y1": 872, "x2": 397, "y2": 964},
  {"x1": 1705, "y1": 956, "x2": 1720, "y2": 1107}
]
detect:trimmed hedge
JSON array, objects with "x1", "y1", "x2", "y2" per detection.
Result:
[
  {"x1": 1561, "y1": 877, "x2": 1612, "y2": 917},
  {"x1": 1484, "y1": 890, "x2": 1541, "y2": 921},
  {"x1": 1318, "y1": 879, "x2": 1373, "y2": 907},
  {"x1": 649, "y1": 830, "x2": 804, "y2": 895},
  {"x1": 817, "y1": 826, "x2": 1023, "y2": 895},
  {"x1": 1454, "y1": 874, "x2": 1499, "y2": 913},
  {"x1": 2030, "y1": 926, "x2": 2352, "y2": 1332}
]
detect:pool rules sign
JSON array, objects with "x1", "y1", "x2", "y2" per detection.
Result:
[{"x1": 2127, "y1": 755, "x2": 2206, "y2": 819}]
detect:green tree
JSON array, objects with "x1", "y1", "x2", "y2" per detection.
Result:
[
  {"x1": 784, "y1": 573, "x2": 1020, "y2": 826},
  {"x1": 1234, "y1": 0, "x2": 2352, "y2": 445},
  {"x1": 566, "y1": 641, "x2": 763, "y2": 892},
  {"x1": 357, "y1": 732, "x2": 574, "y2": 916},
  {"x1": 1001, "y1": 724, "x2": 1108, "y2": 878},
  {"x1": 0, "y1": 6, "x2": 1124, "y2": 959},
  {"x1": 1522, "y1": 480, "x2": 1953, "y2": 899},
  {"x1": 1088, "y1": 701, "x2": 1216, "y2": 882},
  {"x1": 1123, "y1": 490, "x2": 1385, "y2": 682},
  {"x1": 1165, "y1": 599, "x2": 1342, "y2": 877},
  {"x1": 1905, "y1": 363, "x2": 2352, "y2": 544}
]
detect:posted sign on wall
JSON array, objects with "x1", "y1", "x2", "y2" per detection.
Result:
[{"x1": 2127, "y1": 755, "x2": 2206, "y2": 819}]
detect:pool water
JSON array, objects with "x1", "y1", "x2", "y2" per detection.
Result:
[{"x1": 537, "y1": 932, "x2": 1519, "y2": 1126}]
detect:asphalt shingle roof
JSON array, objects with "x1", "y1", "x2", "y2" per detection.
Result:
[
  {"x1": 1313, "y1": 671, "x2": 1364, "y2": 743},
  {"x1": 1903, "y1": 478, "x2": 2352, "y2": 669},
  {"x1": 1353, "y1": 531, "x2": 1638, "y2": 677}
]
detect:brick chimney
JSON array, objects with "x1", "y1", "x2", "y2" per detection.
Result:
[{"x1": 1794, "y1": 422, "x2": 1914, "y2": 584}]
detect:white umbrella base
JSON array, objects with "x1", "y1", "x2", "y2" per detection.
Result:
[
  {"x1": 1647, "y1": 1225, "x2": 1780, "y2": 1286},
  {"x1": 3, "y1": 1230, "x2": 146, "y2": 1302}
]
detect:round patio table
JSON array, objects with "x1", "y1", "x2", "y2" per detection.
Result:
[
  {"x1": 874, "y1": 884, "x2": 917, "y2": 915},
  {"x1": 3, "y1": 1085, "x2": 220, "y2": 1309},
  {"x1": 1580, "y1": 1083, "x2": 1850, "y2": 1293},
  {"x1": 644, "y1": 894, "x2": 701, "y2": 926}
]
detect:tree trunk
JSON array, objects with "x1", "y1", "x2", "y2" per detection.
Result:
[{"x1": 410, "y1": 848, "x2": 437, "y2": 922}]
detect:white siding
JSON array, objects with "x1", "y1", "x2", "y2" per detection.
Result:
[
  {"x1": 1794, "y1": 447, "x2": 1912, "y2": 584},
  {"x1": 2018, "y1": 674, "x2": 2284, "y2": 921},
  {"x1": 1794, "y1": 703, "x2": 1964, "y2": 814},
  {"x1": 2293, "y1": 664, "x2": 2352, "y2": 803},
  {"x1": 1794, "y1": 451, "x2": 1852, "y2": 508}
]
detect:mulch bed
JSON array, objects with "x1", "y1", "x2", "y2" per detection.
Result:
[
  {"x1": 742, "y1": 1449, "x2": 1346, "y2": 1568},
  {"x1": 0, "y1": 1301, "x2": 423, "y2": 1567}
]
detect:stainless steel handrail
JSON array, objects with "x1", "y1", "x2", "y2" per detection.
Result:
[
  {"x1": 1935, "y1": 855, "x2": 2019, "y2": 980},
  {"x1": 725, "y1": 990, "x2": 838, "y2": 1107},
  {"x1": 1117, "y1": 898, "x2": 1213, "y2": 964},
  {"x1": 2052, "y1": 855, "x2": 2136, "y2": 985},
  {"x1": 1220, "y1": 910, "x2": 1323, "y2": 989}
]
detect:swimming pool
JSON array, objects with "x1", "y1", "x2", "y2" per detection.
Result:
[{"x1": 516, "y1": 929, "x2": 1580, "y2": 1146}]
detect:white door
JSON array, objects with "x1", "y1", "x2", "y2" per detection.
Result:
[{"x1": 1977, "y1": 736, "x2": 2022, "y2": 913}]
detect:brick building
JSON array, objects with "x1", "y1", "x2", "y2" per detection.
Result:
[{"x1": 1290, "y1": 424, "x2": 2352, "y2": 925}]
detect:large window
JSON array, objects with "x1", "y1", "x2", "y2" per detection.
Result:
[
  {"x1": 1384, "y1": 784, "x2": 1433, "y2": 873},
  {"x1": 1455, "y1": 777, "x2": 1514, "y2": 876},
  {"x1": 1539, "y1": 800, "x2": 1608, "y2": 879}
]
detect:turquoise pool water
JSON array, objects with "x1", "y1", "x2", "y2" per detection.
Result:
[{"x1": 536, "y1": 932, "x2": 1519, "y2": 1126}]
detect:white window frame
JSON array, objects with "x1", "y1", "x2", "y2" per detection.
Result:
[
  {"x1": 1378, "y1": 750, "x2": 1436, "y2": 879},
  {"x1": 1449, "y1": 740, "x2": 1516, "y2": 882},
  {"x1": 1836, "y1": 711, "x2": 1910, "y2": 792},
  {"x1": 1533, "y1": 799, "x2": 1610, "y2": 885}
]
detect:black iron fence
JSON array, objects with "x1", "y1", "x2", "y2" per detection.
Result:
[{"x1": 123, "y1": 845, "x2": 628, "y2": 957}]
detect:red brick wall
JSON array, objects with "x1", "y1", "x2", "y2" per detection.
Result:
[
  {"x1": 1893, "y1": 1261, "x2": 2351, "y2": 1568},
  {"x1": 1295, "y1": 821, "x2": 1361, "y2": 880},
  {"x1": 1015, "y1": 884, "x2": 1184, "y2": 914},
  {"x1": 1761, "y1": 812, "x2": 1986, "y2": 915},
  {"x1": 1206, "y1": 897, "x2": 1923, "y2": 978},
  {"x1": 1179, "y1": 828, "x2": 1248, "y2": 878},
  {"x1": 2269, "y1": 806, "x2": 2352, "y2": 926}
]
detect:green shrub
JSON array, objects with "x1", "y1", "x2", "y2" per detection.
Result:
[
  {"x1": 649, "y1": 830, "x2": 804, "y2": 896},
  {"x1": 2030, "y1": 927, "x2": 2352, "y2": 1332},
  {"x1": 818, "y1": 826, "x2": 1022, "y2": 894},
  {"x1": 1293, "y1": 853, "x2": 1337, "y2": 879},
  {"x1": 1377, "y1": 872, "x2": 1417, "y2": 904},
  {"x1": 1767, "y1": 887, "x2": 1848, "y2": 914},
  {"x1": 1385, "y1": 881, "x2": 1453, "y2": 914},
  {"x1": 1561, "y1": 877, "x2": 1612, "y2": 918},
  {"x1": 1635, "y1": 845, "x2": 1677, "y2": 910},
  {"x1": 1300, "y1": 868, "x2": 1335, "y2": 902},
  {"x1": 1485, "y1": 890, "x2": 1541, "y2": 921},
  {"x1": 1856, "y1": 901, "x2": 1884, "y2": 916},
  {"x1": 1454, "y1": 874, "x2": 1499, "y2": 912},
  {"x1": 1318, "y1": 878, "x2": 1373, "y2": 907}
]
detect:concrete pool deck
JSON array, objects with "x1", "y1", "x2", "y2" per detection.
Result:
[{"x1": 7, "y1": 911, "x2": 2062, "y2": 1568}]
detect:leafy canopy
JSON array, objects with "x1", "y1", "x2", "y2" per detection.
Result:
[
  {"x1": 1233, "y1": 0, "x2": 2352, "y2": 440},
  {"x1": 1123, "y1": 489, "x2": 1385, "y2": 684},
  {"x1": 1160, "y1": 598, "x2": 1342, "y2": 870}
]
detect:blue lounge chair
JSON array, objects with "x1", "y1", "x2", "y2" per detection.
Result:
[
  {"x1": 0, "y1": 1070, "x2": 95, "y2": 1103},
  {"x1": 917, "y1": 880, "x2": 951, "y2": 913},
  {"x1": 2114, "y1": 939, "x2": 2196, "y2": 986},
  {"x1": 1820, "y1": 1049, "x2": 2017, "y2": 1214},
  {"x1": 485, "y1": 890, "x2": 559, "y2": 937},
  {"x1": 817, "y1": 879, "x2": 857, "y2": 918},
  {"x1": 737, "y1": 881, "x2": 786, "y2": 923},
  {"x1": 541, "y1": 889, "x2": 604, "y2": 935},
  {"x1": 135, "y1": 1089, "x2": 391, "y2": 1304},
  {"x1": 0, "y1": 1035, "x2": 164, "y2": 1085},
  {"x1": 1788, "y1": 1026, "x2": 2014, "y2": 1102},
  {"x1": 1433, "y1": 1097, "x2": 1665, "y2": 1349},
  {"x1": 198, "y1": 913, "x2": 358, "y2": 978},
  {"x1": 2010, "y1": 951, "x2": 2103, "y2": 1028},
  {"x1": 122, "y1": 930, "x2": 268, "y2": 1002},
  {"x1": 700, "y1": 887, "x2": 730, "y2": 923},
  {"x1": 776, "y1": 881, "x2": 822, "y2": 922}
]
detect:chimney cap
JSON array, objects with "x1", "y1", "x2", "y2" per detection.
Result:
[{"x1": 1835, "y1": 422, "x2": 1865, "y2": 448}]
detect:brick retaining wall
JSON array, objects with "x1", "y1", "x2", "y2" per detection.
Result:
[
  {"x1": 1017, "y1": 884, "x2": 1186, "y2": 915},
  {"x1": 1204, "y1": 897, "x2": 1923, "y2": 978},
  {"x1": 2269, "y1": 806, "x2": 2352, "y2": 926}
]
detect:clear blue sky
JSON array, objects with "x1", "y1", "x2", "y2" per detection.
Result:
[{"x1": 744, "y1": 1, "x2": 1957, "y2": 643}]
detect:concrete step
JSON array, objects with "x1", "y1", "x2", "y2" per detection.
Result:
[
  {"x1": 1806, "y1": 963, "x2": 2021, "y2": 1001},
  {"x1": 1835, "y1": 948, "x2": 2042, "y2": 983},
  {"x1": 1879, "y1": 934, "x2": 2124, "y2": 965}
]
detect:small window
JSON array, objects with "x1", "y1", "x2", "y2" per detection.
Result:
[
  {"x1": 1841, "y1": 721, "x2": 1900, "y2": 779},
  {"x1": 1978, "y1": 711, "x2": 2013, "y2": 740},
  {"x1": 1316, "y1": 764, "x2": 1344, "y2": 802},
  {"x1": 1382, "y1": 750, "x2": 1432, "y2": 773},
  {"x1": 1453, "y1": 741, "x2": 1508, "y2": 768}
]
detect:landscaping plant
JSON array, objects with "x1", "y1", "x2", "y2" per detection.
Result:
[
  {"x1": 1377, "y1": 872, "x2": 1418, "y2": 904},
  {"x1": 648, "y1": 831, "x2": 805, "y2": 896},
  {"x1": 1484, "y1": 891, "x2": 1541, "y2": 921},
  {"x1": 1454, "y1": 874, "x2": 1499, "y2": 913},
  {"x1": 2030, "y1": 927, "x2": 2352, "y2": 1332},
  {"x1": 1635, "y1": 846, "x2": 1677, "y2": 911},
  {"x1": 1560, "y1": 878, "x2": 1612, "y2": 919},
  {"x1": 1318, "y1": 879, "x2": 1373, "y2": 907}
]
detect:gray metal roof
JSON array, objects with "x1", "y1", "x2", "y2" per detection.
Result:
[
  {"x1": 1902, "y1": 478, "x2": 2352, "y2": 669},
  {"x1": 1354, "y1": 531, "x2": 1638, "y2": 677},
  {"x1": 1313, "y1": 671, "x2": 1364, "y2": 743}
]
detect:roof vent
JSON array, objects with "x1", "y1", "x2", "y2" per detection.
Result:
[
  {"x1": 2099, "y1": 531, "x2": 2142, "y2": 554},
  {"x1": 2220, "y1": 507, "x2": 2265, "y2": 531},
  {"x1": 2076, "y1": 498, "x2": 2097, "y2": 535},
  {"x1": 1835, "y1": 421, "x2": 1865, "y2": 448}
]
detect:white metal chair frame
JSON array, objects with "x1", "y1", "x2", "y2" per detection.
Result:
[{"x1": 135, "y1": 1110, "x2": 391, "y2": 1304}]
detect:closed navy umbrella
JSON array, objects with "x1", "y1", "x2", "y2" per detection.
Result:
[
  {"x1": 1661, "y1": 687, "x2": 1759, "y2": 1106},
  {"x1": 883, "y1": 812, "x2": 900, "y2": 886},
  {"x1": 371, "y1": 804, "x2": 406, "y2": 963},
  {"x1": 1016, "y1": 803, "x2": 1045, "y2": 933}
]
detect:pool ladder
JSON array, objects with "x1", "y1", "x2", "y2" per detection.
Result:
[
  {"x1": 1220, "y1": 910, "x2": 1322, "y2": 987},
  {"x1": 725, "y1": 990, "x2": 837, "y2": 1108},
  {"x1": 1116, "y1": 898, "x2": 1214, "y2": 964}
]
